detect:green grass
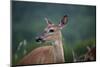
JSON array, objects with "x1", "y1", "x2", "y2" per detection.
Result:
[{"x1": 12, "y1": 38, "x2": 96, "y2": 65}]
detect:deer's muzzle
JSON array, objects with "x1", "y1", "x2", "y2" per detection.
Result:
[{"x1": 35, "y1": 36, "x2": 45, "y2": 43}]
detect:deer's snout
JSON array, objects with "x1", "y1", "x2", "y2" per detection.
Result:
[
  {"x1": 35, "y1": 37, "x2": 42, "y2": 42},
  {"x1": 35, "y1": 36, "x2": 45, "y2": 43}
]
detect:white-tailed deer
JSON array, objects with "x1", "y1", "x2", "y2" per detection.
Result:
[
  {"x1": 18, "y1": 15, "x2": 68, "y2": 65},
  {"x1": 72, "y1": 46, "x2": 96, "y2": 62},
  {"x1": 84, "y1": 46, "x2": 96, "y2": 61}
]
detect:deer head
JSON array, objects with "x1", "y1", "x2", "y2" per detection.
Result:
[{"x1": 35, "y1": 15, "x2": 68, "y2": 43}]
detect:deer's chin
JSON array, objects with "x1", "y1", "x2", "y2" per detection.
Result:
[{"x1": 37, "y1": 40, "x2": 45, "y2": 44}]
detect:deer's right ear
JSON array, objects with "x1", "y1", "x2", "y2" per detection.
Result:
[
  {"x1": 59, "y1": 15, "x2": 68, "y2": 29},
  {"x1": 45, "y1": 17, "x2": 53, "y2": 26}
]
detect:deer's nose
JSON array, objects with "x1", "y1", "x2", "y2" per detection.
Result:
[{"x1": 35, "y1": 37, "x2": 43, "y2": 42}]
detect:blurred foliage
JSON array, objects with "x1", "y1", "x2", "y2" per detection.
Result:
[
  {"x1": 12, "y1": 1, "x2": 96, "y2": 65},
  {"x1": 73, "y1": 38, "x2": 96, "y2": 57},
  {"x1": 64, "y1": 38, "x2": 96, "y2": 62}
]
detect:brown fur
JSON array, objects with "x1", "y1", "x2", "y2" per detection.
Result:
[
  {"x1": 84, "y1": 47, "x2": 96, "y2": 61},
  {"x1": 18, "y1": 46, "x2": 56, "y2": 65},
  {"x1": 18, "y1": 31, "x2": 64, "y2": 65},
  {"x1": 18, "y1": 15, "x2": 68, "y2": 65}
]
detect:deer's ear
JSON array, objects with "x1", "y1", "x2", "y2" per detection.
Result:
[
  {"x1": 45, "y1": 17, "x2": 53, "y2": 26},
  {"x1": 86, "y1": 46, "x2": 91, "y2": 52},
  {"x1": 59, "y1": 15, "x2": 68, "y2": 29}
]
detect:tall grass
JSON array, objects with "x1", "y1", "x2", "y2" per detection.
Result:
[{"x1": 12, "y1": 38, "x2": 96, "y2": 65}]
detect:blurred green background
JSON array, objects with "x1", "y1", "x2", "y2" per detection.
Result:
[{"x1": 12, "y1": 1, "x2": 96, "y2": 65}]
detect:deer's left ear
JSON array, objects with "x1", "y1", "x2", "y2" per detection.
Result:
[
  {"x1": 59, "y1": 15, "x2": 68, "y2": 29},
  {"x1": 45, "y1": 17, "x2": 53, "y2": 26}
]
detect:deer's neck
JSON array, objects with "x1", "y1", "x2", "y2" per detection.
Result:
[{"x1": 53, "y1": 31, "x2": 65, "y2": 63}]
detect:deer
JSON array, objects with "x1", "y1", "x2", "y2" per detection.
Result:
[
  {"x1": 72, "y1": 46, "x2": 96, "y2": 62},
  {"x1": 83, "y1": 46, "x2": 96, "y2": 61},
  {"x1": 17, "y1": 15, "x2": 68, "y2": 65}
]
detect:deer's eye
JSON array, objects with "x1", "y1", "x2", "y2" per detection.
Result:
[{"x1": 49, "y1": 29, "x2": 54, "y2": 33}]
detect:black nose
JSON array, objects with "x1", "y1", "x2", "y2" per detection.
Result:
[{"x1": 35, "y1": 37, "x2": 43, "y2": 42}]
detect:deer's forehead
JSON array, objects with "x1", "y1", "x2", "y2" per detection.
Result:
[{"x1": 45, "y1": 25, "x2": 59, "y2": 30}]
